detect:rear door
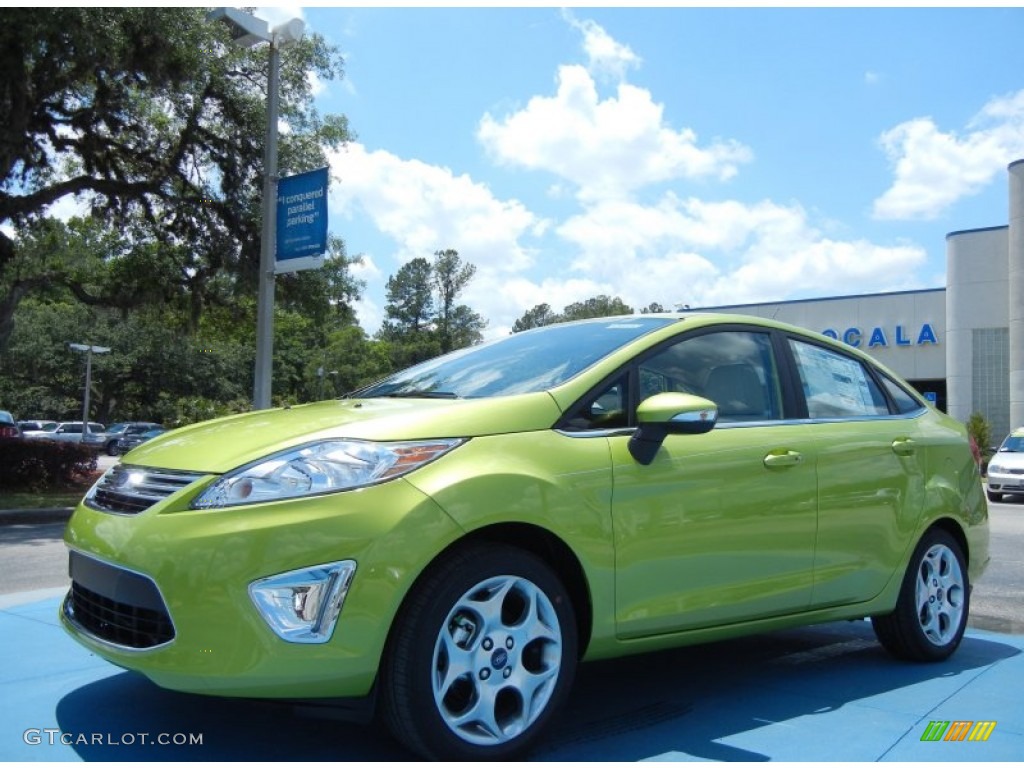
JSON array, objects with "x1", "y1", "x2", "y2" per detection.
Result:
[{"x1": 784, "y1": 336, "x2": 927, "y2": 607}]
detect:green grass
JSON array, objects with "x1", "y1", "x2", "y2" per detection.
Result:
[{"x1": 0, "y1": 486, "x2": 87, "y2": 510}]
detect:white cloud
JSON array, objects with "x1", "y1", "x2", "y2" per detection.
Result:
[
  {"x1": 329, "y1": 143, "x2": 542, "y2": 272},
  {"x1": 872, "y1": 89, "x2": 1024, "y2": 220},
  {"x1": 43, "y1": 193, "x2": 92, "y2": 223},
  {"x1": 306, "y1": 70, "x2": 327, "y2": 98},
  {"x1": 562, "y1": 11, "x2": 641, "y2": 81},
  {"x1": 255, "y1": 5, "x2": 305, "y2": 28},
  {"x1": 556, "y1": 195, "x2": 928, "y2": 311},
  {"x1": 478, "y1": 64, "x2": 752, "y2": 203}
]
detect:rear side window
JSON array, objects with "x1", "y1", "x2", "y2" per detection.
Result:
[
  {"x1": 877, "y1": 373, "x2": 925, "y2": 414},
  {"x1": 788, "y1": 339, "x2": 889, "y2": 419}
]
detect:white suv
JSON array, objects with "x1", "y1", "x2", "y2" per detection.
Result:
[{"x1": 33, "y1": 421, "x2": 107, "y2": 449}]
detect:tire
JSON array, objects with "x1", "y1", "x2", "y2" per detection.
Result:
[
  {"x1": 380, "y1": 543, "x2": 578, "y2": 761},
  {"x1": 986, "y1": 489, "x2": 1003, "y2": 503},
  {"x1": 105, "y1": 441, "x2": 119, "y2": 456},
  {"x1": 872, "y1": 528, "x2": 969, "y2": 662}
]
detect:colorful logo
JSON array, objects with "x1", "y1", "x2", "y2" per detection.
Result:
[{"x1": 920, "y1": 721, "x2": 996, "y2": 742}]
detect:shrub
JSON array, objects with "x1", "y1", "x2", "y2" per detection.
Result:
[
  {"x1": 0, "y1": 439, "x2": 98, "y2": 492},
  {"x1": 966, "y1": 411, "x2": 994, "y2": 475}
]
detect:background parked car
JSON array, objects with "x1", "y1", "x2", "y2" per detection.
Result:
[
  {"x1": 0, "y1": 410, "x2": 21, "y2": 439},
  {"x1": 103, "y1": 422, "x2": 163, "y2": 456},
  {"x1": 18, "y1": 420, "x2": 58, "y2": 434},
  {"x1": 115, "y1": 427, "x2": 167, "y2": 455},
  {"x1": 37, "y1": 421, "x2": 107, "y2": 449},
  {"x1": 986, "y1": 427, "x2": 1024, "y2": 502}
]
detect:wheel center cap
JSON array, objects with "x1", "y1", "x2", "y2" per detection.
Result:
[{"x1": 491, "y1": 648, "x2": 509, "y2": 669}]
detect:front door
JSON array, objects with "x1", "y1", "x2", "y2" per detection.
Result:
[{"x1": 610, "y1": 328, "x2": 819, "y2": 639}]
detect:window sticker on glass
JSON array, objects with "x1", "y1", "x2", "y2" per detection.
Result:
[{"x1": 792, "y1": 341, "x2": 880, "y2": 417}]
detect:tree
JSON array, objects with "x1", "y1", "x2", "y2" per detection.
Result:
[
  {"x1": 379, "y1": 258, "x2": 439, "y2": 368},
  {"x1": 0, "y1": 7, "x2": 351, "y2": 350},
  {"x1": 446, "y1": 304, "x2": 487, "y2": 352},
  {"x1": 511, "y1": 295, "x2": 634, "y2": 332},
  {"x1": 432, "y1": 249, "x2": 484, "y2": 353},
  {"x1": 561, "y1": 295, "x2": 634, "y2": 321},
  {"x1": 381, "y1": 258, "x2": 435, "y2": 338},
  {"x1": 377, "y1": 251, "x2": 485, "y2": 367},
  {"x1": 511, "y1": 303, "x2": 558, "y2": 332}
]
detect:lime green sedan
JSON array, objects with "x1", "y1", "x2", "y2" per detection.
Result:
[{"x1": 61, "y1": 314, "x2": 988, "y2": 760}]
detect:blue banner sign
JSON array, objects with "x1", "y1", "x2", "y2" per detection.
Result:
[{"x1": 276, "y1": 167, "x2": 328, "y2": 273}]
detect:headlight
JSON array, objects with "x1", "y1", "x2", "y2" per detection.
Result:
[
  {"x1": 988, "y1": 463, "x2": 1003, "y2": 474},
  {"x1": 191, "y1": 438, "x2": 464, "y2": 509}
]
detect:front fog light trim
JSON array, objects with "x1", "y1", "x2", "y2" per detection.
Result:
[{"x1": 248, "y1": 560, "x2": 356, "y2": 644}]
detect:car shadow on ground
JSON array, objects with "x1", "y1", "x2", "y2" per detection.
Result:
[{"x1": 54, "y1": 618, "x2": 1020, "y2": 761}]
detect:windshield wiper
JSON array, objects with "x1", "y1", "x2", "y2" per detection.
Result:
[{"x1": 379, "y1": 390, "x2": 460, "y2": 400}]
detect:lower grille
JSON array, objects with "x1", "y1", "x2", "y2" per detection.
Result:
[{"x1": 65, "y1": 551, "x2": 174, "y2": 649}]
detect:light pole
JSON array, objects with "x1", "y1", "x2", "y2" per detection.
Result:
[
  {"x1": 317, "y1": 367, "x2": 339, "y2": 401},
  {"x1": 208, "y1": 8, "x2": 305, "y2": 410},
  {"x1": 69, "y1": 343, "x2": 110, "y2": 444}
]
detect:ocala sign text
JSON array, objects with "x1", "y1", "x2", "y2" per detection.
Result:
[{"x1": 821, "y1": 323, "x2": 939, "y2": 349}]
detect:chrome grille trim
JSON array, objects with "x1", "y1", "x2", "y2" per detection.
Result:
[{"x1": 85, "y1": 464, "x2": 206, "y2": 515}]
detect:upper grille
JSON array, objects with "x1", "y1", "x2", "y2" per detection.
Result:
[
  {"x1": 64, "y1": 551, "x2": 175, "y2": 649},
  {"x1": 85, "y1": 464, "x2": 205, "y2": 515}
]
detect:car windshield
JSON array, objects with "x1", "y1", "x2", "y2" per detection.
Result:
[
  {"x1": 999, "y1": 436, "x2": 1024, "y2": 452},
  {"x1": 353, "y1": 317, "x2": 678, "y2": 399}
]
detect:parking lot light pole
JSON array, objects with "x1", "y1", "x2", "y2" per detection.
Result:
[
  {"x1": 207, "y1": 8, "x2": 304, "y2": 410},
  {"x1": 69, "y1": 343, "x2": 110, "y2": 444}
]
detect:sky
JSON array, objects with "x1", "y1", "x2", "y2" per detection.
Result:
[{"x1": 232, "y1": 6, "x2": 1023, "y2": 336}]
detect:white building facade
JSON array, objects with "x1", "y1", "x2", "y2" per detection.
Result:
[{"x1": 694, "y1": 159, "x2": 1024, "y2": 443}]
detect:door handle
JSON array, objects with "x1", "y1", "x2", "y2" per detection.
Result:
[
  {"x1": 764, "y1": 450, "x2": 803, "y2": 468},
  {"x1": 892, "y1": 438, "x2": 916, "y2": 457}
]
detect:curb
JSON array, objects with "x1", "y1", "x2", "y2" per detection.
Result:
[{"x1": 0, "y1": 507, "x2": 73, "y2": 526}]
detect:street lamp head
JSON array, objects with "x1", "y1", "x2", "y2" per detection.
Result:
[
  {"x1": 207, "y1": 7, "x2": 272, "y2": 48},
  {"x1": 272, "y1": 18, "x2": 305, "y2": 45},
  {"x1": 69, "y1": 343, "x2": 111, "y2": 354}
]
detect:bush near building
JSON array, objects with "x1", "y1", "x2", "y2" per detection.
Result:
[{"x1": 966, "y1": 411, "x2": 994, "y2": 475}]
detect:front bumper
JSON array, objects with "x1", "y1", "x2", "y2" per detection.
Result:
[
  {"x1": 60, "y1": 475, "x2": 463, "y2": 699},
  {"x1": 987, "y1": 470, "x2": 1024, "y2": 495}
]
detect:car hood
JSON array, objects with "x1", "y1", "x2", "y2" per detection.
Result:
[
  {"x1": 991, "y1": 451, "x2": 1024, "y2": 470},
  {"x1": 121, "y1": 392, "x2": 563, "y2": 473}
]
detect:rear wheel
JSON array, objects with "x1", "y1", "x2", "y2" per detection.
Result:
[
  {"x1": 381, "y1": 543, "x2": 577, "y2": 760},
  {"x1": 872, "y1": 529, "x2": 969, "y2": 662}
]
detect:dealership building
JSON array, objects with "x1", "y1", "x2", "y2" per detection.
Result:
[{"x1": 695, "y1": 160, "x2": 1024, "y2": 443}]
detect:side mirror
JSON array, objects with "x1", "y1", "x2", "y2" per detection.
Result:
[{"x1": 628, "y1": 392, "x2": 718, "y2": 465}]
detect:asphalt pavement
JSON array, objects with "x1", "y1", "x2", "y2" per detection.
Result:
[{"x1": 1, "y1": 594, "x2": 1022, "y2": 760}]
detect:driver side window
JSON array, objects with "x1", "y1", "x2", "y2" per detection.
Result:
[{"x1": 639, "y1": 330, "x2": 781, "y2": 423}]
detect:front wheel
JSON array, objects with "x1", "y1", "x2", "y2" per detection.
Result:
[
  {"x1": 381, "y1": 543, "x2": 577, "y2": 760},
  {"x1": 986, "y1": 489, "x2": 1003, "y2": 503},
  {"x1": 872, "y1": 528, "x2": 969, "y2": 662}
]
